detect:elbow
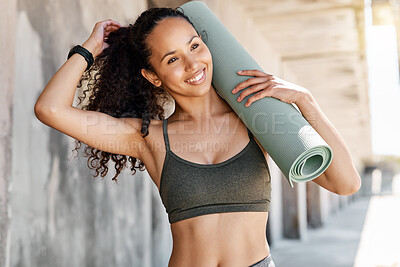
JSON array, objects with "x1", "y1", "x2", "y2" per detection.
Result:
[
  {"x1": 34, "y1": 102, "x2": 43, "y2": 119},
  {"x1": 34, "y1": 102, "x2": 58, "y2": 122},
  {"x1": 34, "y1": 102, "x2": 47, "y2": 121},
  {"x1": 337, "y1": 174, "x2": 362, "y2": 196}
]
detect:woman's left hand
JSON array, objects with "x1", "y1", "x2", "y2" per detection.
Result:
[{"x1": 232, "y1": 69, "x2": 310, "y2": 107}]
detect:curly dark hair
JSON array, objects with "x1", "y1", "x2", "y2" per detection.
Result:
[{"x1": 73, "y1": 7, "x2": 200, "y2": 184}]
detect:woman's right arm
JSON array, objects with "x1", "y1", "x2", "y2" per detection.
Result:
[{"x1": 34, "y1": 20, "x2": 145, "y2": 160}]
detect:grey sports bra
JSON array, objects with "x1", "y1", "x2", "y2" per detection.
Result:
[{"x1": 159, "y1": 118, "x2": 271, "y2": 224}]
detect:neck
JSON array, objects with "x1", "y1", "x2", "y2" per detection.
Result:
[{"x1": 171, "y1": 85, "x2": 232, "y2": 123}]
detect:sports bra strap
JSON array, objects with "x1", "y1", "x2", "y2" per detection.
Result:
[{"x1": 162, "y1": 119, "x2": 171, "y2": 152}]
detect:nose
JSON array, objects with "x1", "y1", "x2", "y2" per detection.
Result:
[{"x1": 184, "y1": 55, "x2": 199, "y2": 73}]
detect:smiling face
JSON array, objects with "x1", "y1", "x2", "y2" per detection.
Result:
[{"x1": 141, "y1": 17, "x2": 213, "y2": 97}]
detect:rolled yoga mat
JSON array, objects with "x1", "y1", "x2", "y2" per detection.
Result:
[{"x1": 178, "y1": 1, "x2": 333, "y2": 188}]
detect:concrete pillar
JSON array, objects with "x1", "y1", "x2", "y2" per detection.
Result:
[
  {"x1": 298, "y1": 182, "x2": 308, "y2": 241},
  {"x1": 320, "y1": 188, "x2": 330, "y2": 224},
  {"x1": 306, "y1": 182, "x2": 322, "y2": 229},
  {"x1": 0, "y1": 0, "x2": 16, "y2": 266},
  {"x1": 360, "y1": 166, "x2": 377, "y2": 196},
  {"x1": 381, "y1": 167, "x2": 395, "y2": 194},
  {"x1": 269, "y1": 160, "x2": 284, "y2": 245},
  {"x1": 339, "y1": 195, "x2": 349, "y2": 209},
  {"x1": 331, "y1": 194, "x2": 340, "y2": 214},
  {"x1": 281, "y1": 175, "x2": 308, "y2": 240}
]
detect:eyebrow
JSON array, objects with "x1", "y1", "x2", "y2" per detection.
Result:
[{"x1": 160, "y1": 35, "x2": 199, "y2": 63}]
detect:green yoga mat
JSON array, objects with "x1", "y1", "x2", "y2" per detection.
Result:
[{"x1": 178, "y1": 1, "x2": 333, "y2": 188}]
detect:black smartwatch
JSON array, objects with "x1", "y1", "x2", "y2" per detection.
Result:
[{"x1": 67, "y1": 45, "x2": 94, "y2": 71}]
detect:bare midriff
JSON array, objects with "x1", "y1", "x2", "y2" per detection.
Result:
[{"x1": 167, "y1": 211, "x2": 270, "y2": 267}]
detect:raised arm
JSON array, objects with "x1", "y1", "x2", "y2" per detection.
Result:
[{"x1": 34, "y1": 19, "x2": 145, "y2": 160}]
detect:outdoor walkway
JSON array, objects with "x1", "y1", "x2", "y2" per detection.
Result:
[{"x1": 270, "y1": 174, "x2": 400, "y2": 267}]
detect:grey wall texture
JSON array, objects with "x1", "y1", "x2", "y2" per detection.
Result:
[
  {"x1": 2, "y1": 0, "x2": 173, "y2": 266},
  {"x1": 0, "y1": 0, "x2": 17, "y2": 265}
]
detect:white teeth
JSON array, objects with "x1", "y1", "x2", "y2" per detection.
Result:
[{"x1": 186, "y1": 69, "x2": 204, "y2": 83}]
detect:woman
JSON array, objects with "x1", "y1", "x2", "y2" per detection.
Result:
[{"x1": 34, "y1": 7, "x2": 361, "y2": 267}]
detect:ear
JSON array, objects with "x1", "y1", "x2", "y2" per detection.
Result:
[{"x1": 141, "y1": 69, "x2": 162, "y2": 87}]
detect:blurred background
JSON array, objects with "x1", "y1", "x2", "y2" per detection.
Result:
[{"x1": 1, "y1": 0, "x2": 399, "y2": 266}]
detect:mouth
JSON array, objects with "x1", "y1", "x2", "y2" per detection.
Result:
[{"x1": 185, "y1": 68, "x2": 206, "y2": 85}]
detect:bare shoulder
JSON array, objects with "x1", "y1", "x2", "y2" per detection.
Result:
[
  {"x1": 126, "y1": 117, "x2": 164, "y2": 157},
  {"x1": 129, "y1": 118, "x2": 167, "y2": 179}
]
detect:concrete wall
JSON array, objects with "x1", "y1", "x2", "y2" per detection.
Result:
[
  {"x1": 3, "y1": 0, "x2": 175, "y2": 266},
  {"x1": 0, "y1": 0, "x2": 17, "y2": 266}
]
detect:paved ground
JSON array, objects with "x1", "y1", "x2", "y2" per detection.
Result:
[{"x1": 270, "y1": 174, "x2": 400, "y2": 267}]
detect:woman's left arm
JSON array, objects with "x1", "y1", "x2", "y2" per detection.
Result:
[{"x1": 233, "y1": 69, "x2": 362, "y2": 196}]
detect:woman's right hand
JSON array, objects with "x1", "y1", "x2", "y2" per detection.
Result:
[{"x1": 82, "y1": 19, "x2": 122, "y2": 58}]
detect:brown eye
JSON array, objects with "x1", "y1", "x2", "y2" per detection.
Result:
[
  {"x1": 167, "y1": 44, "x2": 200, "y2": 64},
  {"x1": 168, "y1": 57, "x2": 177, "y2": 64}
]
